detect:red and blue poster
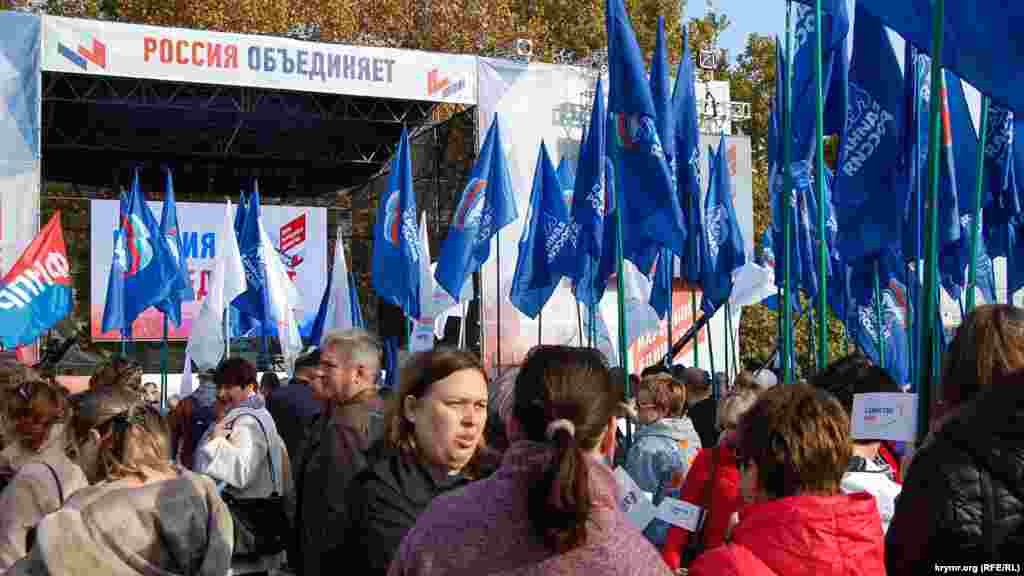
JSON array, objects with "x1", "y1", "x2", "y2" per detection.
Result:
[{"x1": 0, "y1": 213, "x2": 72, "y2": 349}]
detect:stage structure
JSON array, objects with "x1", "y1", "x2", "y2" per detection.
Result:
[{"x1": 1, "y1": 10, "x2": 749, "y2": 376}]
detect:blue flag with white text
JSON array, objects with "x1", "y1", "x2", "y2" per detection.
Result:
[
  {"x1": 373, "y1": 128, "x2": 421, "y2": 319},
  {"x1": 101, "y1": 168, "x2": 180, "y2": 336},
  {"x1": 510, "y1": 142, "x2": 576, "y2": 319},
  {"x1": 700, "y1": 134, "x2": 746, "y2": 314},
  {"x1": 435, "y1": 115, "x2": 518, "y2": 302},
  {"x1": 155, "y1": 167, "x2": 195, "y2": 327},
  {"x1": 674, "y1": 29, "x2": 704, "y2": 286},
  {"x1": 573, "y1": 79, "x2": 610, "y2": 307}
]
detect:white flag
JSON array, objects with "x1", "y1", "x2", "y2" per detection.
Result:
[
  {"x1": 418, "y1": 213, "x2": 434, "y2": 319},
  {"x1": 186, "y1": 201, "x2": 247, "y2": 370},
  {"x1": 180, "y1": 350, "x2": 195, "y2": 397},
  {"x1": 318, "y1": 231, "x2": 354, "y2": 343},
  {"x1": 260, "y1": 219, "x2": 303, "y2": 368}
]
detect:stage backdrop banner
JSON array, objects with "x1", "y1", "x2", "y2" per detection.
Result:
[
  {"x1": 41, "y1": 15, "x2": 477, "y2": 105},
  {"x1": 90, "y1": 199, "x2": 327, "y2": 341},
  {"x1": 0, "y1": 12, "x2": 43, "y2": 357},
  {"x1": 476, "y1": 59, "x2": 749, "y2": 375}
]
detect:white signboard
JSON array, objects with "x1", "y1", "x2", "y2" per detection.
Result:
[
  {"x1": 654, "y1": 497, "x2": 703, "y2": 532},
  {"x1": 89, "y1": 199, "x2": 327, "y2": 341},
  {"x1": 851, "y1": 393, "x2": 918, "y2": 442},
  {"x1": 613, "y1": 466, "x2": 658, "y2": 531},
  {"x1": 42, "y1": 16, "x2": 477, "y2": 105}
]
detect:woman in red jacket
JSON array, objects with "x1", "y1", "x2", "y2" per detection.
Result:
[
  {"x1": 661, "y1": 389, "x2": 758, "y2": 571},
  {"x1": 689, "y1": 384, "x2": 885, "y2": 576}
]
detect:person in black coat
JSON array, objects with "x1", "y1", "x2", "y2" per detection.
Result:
[
  {"x1": 886, "y1": 368, "x2": 1024, "y2": 570},
  {"x1": 266, "y1": 349, "x2": 322, "y2": 471},
  {"x1": 342, "y1": 348, "x2": 493, "y2": 574}
]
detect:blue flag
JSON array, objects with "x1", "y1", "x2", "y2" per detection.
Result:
[
  {"x1": 700, "y1": 134, "x2": 746, "y2": 314},
  {"x1": 556, "y1": 157, "x2": 576, "y2": 190},
  {"x1": 769, "y1": 40, "x2": 804, "y2": 300},
  {"x1": 674, "y1": 30, "x2": 704, "y2": 286},
  {"x1": 856, "y1": 0, "x2": 1024, "y2": 114},
  {"x1": 849, "y1": 272, "x2": 912, "y2": 387},
  {"x1": 0, "y1": 213, "x2": 73, "y2": 349},
  {"x1": 155, "y1": 167, "x2": 195, "y2": 327},
  {"x1": 606, "y1": 0, "x2": 687, "y2": 269},
  {"x1": 235, "y1": 190, "x2": 248, "y2": 240},
  {"x1": 833, "y1": 4, "x2": 907, "y2": 261},
  {"x1": 233, "y1": 181, "x2": 269, "y2": 332},
  {"x1": 382, "y1": 335, "x2": 399, "y2": 390},
  {"x1": 102, "y1": 167, "x2": 180, "y2": 336},
  {"x1": 648, "y1": 17, "x2": 675, "y2": 321},
  {"x1": 982, "y1": 106, "x2": 1019, "y2": 257},
  {"x1": 373, "y1": 128, "x2": 422, "y2": 319},
  {"x1": 435, "y1": 115, "x2": 518, "y2": 302},
  {"x1": 573, "y1": 79, "x2": 610, "y2": 307},
  {"x1": 510, "y1": 142, "x2": 576, "y2": 319}
]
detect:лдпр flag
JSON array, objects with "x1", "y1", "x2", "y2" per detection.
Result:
[{"x1": 0, "y1": 213, "x2": 73, "y2": 349}]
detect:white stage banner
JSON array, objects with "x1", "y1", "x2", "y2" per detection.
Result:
[
  {"x1": 476, "y1": 59, "x2": 750, "y2": 374},
  {"x1": 42, "y1": 16, "x2": 477, "y2": 105},
  {"x1": 89, "y1": 199, "x2": 327, "y2": 341}
]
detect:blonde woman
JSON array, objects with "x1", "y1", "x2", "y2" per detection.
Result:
[{"x1": 5, "y1": 392, "x2": 233, "y2": 576}]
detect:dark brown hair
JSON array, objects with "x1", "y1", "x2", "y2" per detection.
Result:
[
  {"x1": 384, "y1": 347, "x2": 487, "y2": 476},
  {"x1": 513, "y1": 345, "x2": 614, "y2": 553},
  {"x1": 214, "y1": 358, "x2": 258, "y2": 391},
  {"x1": 7, "y1": 378, "x2": 67, "y2": 449},
  {"x1": 811, "y1": 354, "x2": 899, "y2": 415},
  {"x1": 736, "y1": 383, "x2": 851, "y2": 498},
  {"x1": 942, "y1": 304, "x2": 1024, "y2": 407}
]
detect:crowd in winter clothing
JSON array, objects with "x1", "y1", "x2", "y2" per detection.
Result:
[{"x1": 0, "y1": 303, "x2": 1021, "y2": 574}]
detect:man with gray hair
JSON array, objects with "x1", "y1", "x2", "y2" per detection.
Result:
[{"x1": 292, "y1": 328, "x2": 384, "y2": 575}]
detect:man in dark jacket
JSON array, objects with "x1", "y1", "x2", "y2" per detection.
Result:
[
  {"x1": 886, "y1": 370, "x2": 1024, "y2": 571},
  {"x1": 293, "y1": 329, "x2": 384, "y2": 576},
  {"x1": 681, "y1": 367, "x2": 717, "y2": 448},
  {"x1": 266, "y1": 349, "x2": 322, "y2": 470}
]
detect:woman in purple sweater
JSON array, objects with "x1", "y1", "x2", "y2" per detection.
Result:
[{"x1": 388, "y1": 345, "x2": 673, "y2": 576}]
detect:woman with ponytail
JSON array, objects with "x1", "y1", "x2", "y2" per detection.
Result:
[{"x1": 387, "y1": 345, "x2": 672, "y2": 576}]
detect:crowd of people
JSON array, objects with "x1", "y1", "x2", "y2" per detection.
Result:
[{"x1": 0, "y1": 303, "x2": 1020, "y2": 574}]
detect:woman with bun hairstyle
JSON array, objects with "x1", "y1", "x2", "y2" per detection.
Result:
[{"x1": 387, "y1": 345, "x2": 671, "y2": 576}]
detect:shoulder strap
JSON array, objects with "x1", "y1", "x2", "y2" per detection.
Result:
[
  {"x1": 234, "y1": 413, "x2": 280, "y2": 494},
  {"x1": 39, "y1": 462, "x2": 63, "y2": 505}
]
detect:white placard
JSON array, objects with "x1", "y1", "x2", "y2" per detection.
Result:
[
  {"x1": 613, "y1": 467, "x2": 658, "y2": 531},
  {"x1": 851, "y1": 393, "x2": 918, "y2": 442},
  {"x1": 654, "y1": 497, "x2": 703, "y2": 532}
]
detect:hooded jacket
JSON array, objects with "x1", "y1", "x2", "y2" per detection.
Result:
[
  {"x1": 4, "y1": 471, "x2": 233, "y2": 576},
  {"x1": 342, "y1": 447, "x2": 473, "y2": 574},
  {"x1": 624, "y1": 417, "x2": 702, "y2": 546},
  {"x1": 690, "y1": 492, "x2": 886, "y2": 576},
  {"x1": 886, "y1": 379, "x2": 1024, "y2": 572},
  {"x1": 0, "y1": 455, "x2": 88, "y2": 570},
  {"x1": 387, "y1": 441, "x2": 672, "y2": 576},
  {"x1": 841, "y1": 455, "x2": 901, "y2": 533}
]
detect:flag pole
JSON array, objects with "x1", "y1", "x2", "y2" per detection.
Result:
[
  {"x1": 814, "y1": 0, "x2": 829, "y2": 370},
  {"x1": 966, "y1": 96, "x2": 989, "y2": 313},
  {"x1": 496, "y1": 231, "x2": 503, "y2": 373},
  {"x1": 918, "y1": 0, "x2": 946, "y2": 441},
  {"x1": 691, "y1": 292, "x2": 699, "y2": 368},
  {"x1": 160, "y1": 315, "x2": 169, "y2": 414},
  {"x1": 874, "y1": 259, "x2": 885, "y2": 369},
  {"x1": 575, "y1": 299, "x2": 584, "y2": 347},
  {"x1": 665, "y1": 250, "x2": 672, "y2": 363},
  {"x1": 614, "y1": 170, "x2": 632, "y2": 448},
  {"x1": 538, "y1": 310, "x2": 543, "y2": 347},
  {"x1": 782, "y1": 1, "x2": 795, "y2": 384}
]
